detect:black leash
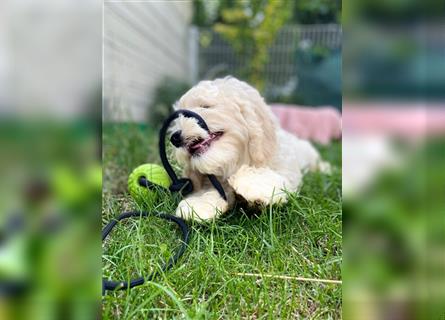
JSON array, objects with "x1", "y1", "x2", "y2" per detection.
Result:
[
  {"x1": 102, "y1": 211, "x2": 190, "y2": 294},
  {"x1": 102, "y1": 109, "x2": 226, "y2": 294}
]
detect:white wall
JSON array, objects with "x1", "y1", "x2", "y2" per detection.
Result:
[{"x1": 104, "y1": 1, "x2": 193, "y2": 122}]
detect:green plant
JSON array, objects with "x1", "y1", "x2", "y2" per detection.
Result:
[{"x1": 213, "y1": 0, "x2": 294, "y2": 92}]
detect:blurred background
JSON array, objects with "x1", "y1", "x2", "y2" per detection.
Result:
[
  {"x1": 342, "y1": 0, "x2": 445, "y2": 319},
  {"x1": 0, "y1": 1, "x2": 101, "y2": 319}
]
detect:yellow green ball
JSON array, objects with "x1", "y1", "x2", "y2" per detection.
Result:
[{"x1": 128, "y1": 164, "x2": 171, "y2": 206}]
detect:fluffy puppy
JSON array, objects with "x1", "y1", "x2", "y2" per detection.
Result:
[{"x1": 170, "y1": 77, "x2": 329, "y2": 221}]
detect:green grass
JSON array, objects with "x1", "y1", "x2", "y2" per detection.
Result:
[{"x1": 102, "y1": 123, "x2": 342, "y2": 319}]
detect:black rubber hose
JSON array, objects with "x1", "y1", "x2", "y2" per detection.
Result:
[{"x1": 102, "y1": 211, "x2": 190, "y2": 294}]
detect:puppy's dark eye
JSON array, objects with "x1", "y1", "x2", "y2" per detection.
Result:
[{"x1": 201, "y1": 105, "x2": 210, "y2": 109}]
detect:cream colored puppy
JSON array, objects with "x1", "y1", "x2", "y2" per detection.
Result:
[{"x1": 170, "y1": 77, "x2": 329, "y2": 221}]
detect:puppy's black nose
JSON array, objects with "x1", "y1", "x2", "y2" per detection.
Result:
[{"x1": 170, "y1": 130, "x2": 183, "y2": 147}]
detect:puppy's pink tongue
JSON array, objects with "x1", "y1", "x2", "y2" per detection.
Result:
[
  {"x1": 191, "y1": 138, "x2": 209, "y2": 150},
  {"x1": 190, "y1": 144, "x2": 203, "y2": 151},
  {"x1": 190, "y1": 133, "x2": 218, "y2": 150},
  {"x1": 188, "y1": 132, "x2": 223, "y2": 155}
]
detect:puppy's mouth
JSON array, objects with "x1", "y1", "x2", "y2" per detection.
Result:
[{"x1": 186, "y1": 131, "x2": 223, "y2": 156}]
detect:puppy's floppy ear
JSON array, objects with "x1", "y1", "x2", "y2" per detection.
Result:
[{"x1": 233, "y1": 80, "x2": 277, "y2": 167}]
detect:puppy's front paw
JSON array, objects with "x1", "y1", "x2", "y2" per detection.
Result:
[
  {"x1": 228, "y1": 166, "x2": 290, "y2": 206},
  {"x1": 231, "y1": 181, "x2": 287, "y2": 206},
  {"x1": 175, "y1": 192, "x2": 228, "y2": 221}
]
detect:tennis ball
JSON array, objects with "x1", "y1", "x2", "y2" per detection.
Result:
[{"x1": 128, "y1": 164, "x2": 171, "y2": 206}]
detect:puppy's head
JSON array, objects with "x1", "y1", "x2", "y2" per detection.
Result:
[{"x1": 170, "y1": 77, "x2": 277, "y2": 179}]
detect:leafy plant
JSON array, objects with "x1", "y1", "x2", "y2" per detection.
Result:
[{"x1": 213, "y1": 0, "x2": 294, "y2": 92}]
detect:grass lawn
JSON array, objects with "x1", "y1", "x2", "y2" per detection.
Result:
[{"x1": 102, "y1": 123, "x2": 342, "y2": 319}]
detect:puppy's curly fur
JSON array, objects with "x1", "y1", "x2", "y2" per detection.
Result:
[{"x1": 170, "y1": 77, "x2": 329, "y2": 221}]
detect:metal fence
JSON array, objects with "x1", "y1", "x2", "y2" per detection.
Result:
[{"x1": 194, "y1": 24, "x2": 341, "y2": 96}]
